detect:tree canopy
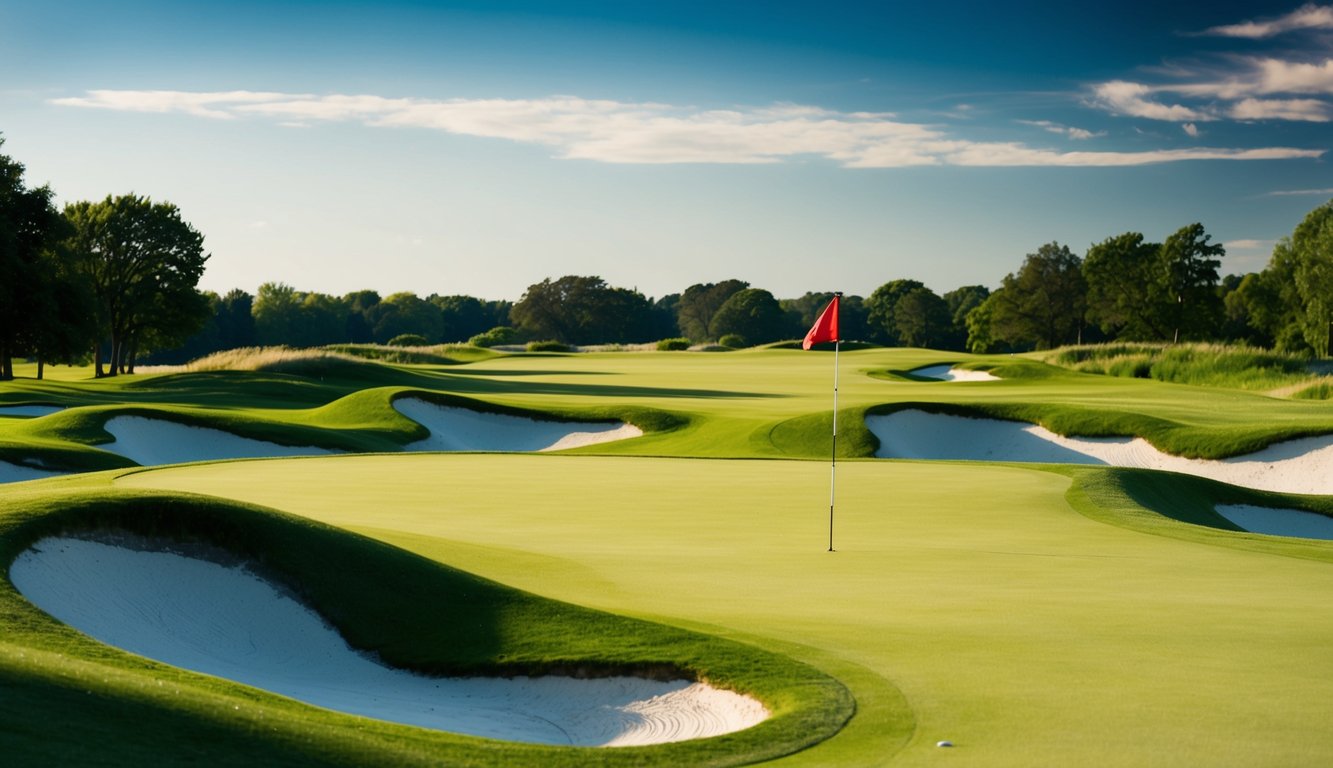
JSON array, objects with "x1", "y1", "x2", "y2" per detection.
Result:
[
  {"x1": 63, "y1": 194, "x2": 210, "y2": 376},
  {"x1": 0, "y1": 140, "x2": 74, "y2": 378}
]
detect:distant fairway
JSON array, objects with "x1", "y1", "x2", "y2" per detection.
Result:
[
  {"x1": 2, "y1": 346, "x2": 1332, "y2": 765},
  {"x1": 121, "y1": 453, "x2": 1333, "y2": 766}
]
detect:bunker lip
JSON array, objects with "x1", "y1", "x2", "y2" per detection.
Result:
[
  {"x1": 1215, "y1": 504, "x2": 1333, "y2": 541},
  {"x1": 909, "y1": 365, "x2": 999, "y2": 382},
  {"x1": 10, "y1": 534, "x2": 769, "y2": 747},
  {"x1": 392, "y1": 398, "x2": 643, "y2": 452},
  {"x1": 0, "y1": 461, "x2": 66, "y2": 484},
  {"x1": 0, "y1": 405, "x2": 63, "y2": 417},
  {"x1": 20, "y1": 403, "x2": 643, "y2": 476},
  {"x1": 868, "y1": 408, "x2": 1333, "y2": 495},
  {"x1": 101, "y1": 416, "x2": 338, "y2": 467}
]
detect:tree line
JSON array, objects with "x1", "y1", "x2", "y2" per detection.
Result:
[
  {"x1": 164, "y1": 199, "x2": 1327, "y2": 362},
  {"x1": 4, "y1": 133, "x2": 1332, "y2": 377},
  {"x1": 1, "y1": 138, "x2": 210, "y2": 379}
]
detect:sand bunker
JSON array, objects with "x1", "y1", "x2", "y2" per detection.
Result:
[
  {"x1": 394, "y1": 399, "x2": 643, "y2": 452},
  {"x1": 0, "y1": 461, "x2": 65, "y2": 484},
  {"x1": 10, "y1": 537, "x2": 767, "y2": 746},
  {"x1": 0, "y1": 405, "x2": 63, "y2": 417},
  {"x1": 910, "y1": 365, "x2": 998, "y2": 382},
  {"x1": 101, "y1": 416, "x2": 338, "y2": 467},
  {"x1": 1215, "y1": 505, "x2": 1333, "y2": 540},
  {"x1": 868, "y1": 409, "x2": 1333, "y2": 495}
]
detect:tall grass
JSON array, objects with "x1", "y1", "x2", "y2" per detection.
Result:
[
  {"x1": 1046, "y1": 342, "x2": 1318, "y2": 391},
  {"x1": 173, "y1": 347, "x2": 369, "y2": 375},
  {"x1": 324, "y1": 343, "x2": 493, "y2": 365}
]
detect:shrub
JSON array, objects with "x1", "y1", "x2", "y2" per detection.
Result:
[
  {"x1": 526, "y1": 340, "x2": 573, "y2": 353},
  {"x1": 718, "y1": 333, "x2": 747, "y2": 348},
  {"x1": 656, "y1": 337, "x2": 691, "y2": 351},
  {"x1": 387, "y1": 333, "x2": 428, "y2": 347},
  {"x1": 468, "y1": 326, "x2": 517, "y2": 348}
]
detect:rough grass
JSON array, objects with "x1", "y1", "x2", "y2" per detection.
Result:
[
  {"x1": 1046, "y1": 342, "x2": 1317, "y2": 391},
  {"x1": 326, "y1": 343, "x2": 499, "y2": 365}
]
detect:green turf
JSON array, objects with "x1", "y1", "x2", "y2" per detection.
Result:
[
  {"x1": 0, "y1": 483, "x2": 851, "y2": 767},
  {"x1": 7, "y1": 348, "x2": 1333, "y2": 467},
  {"x1": 1, "y1": 346, "x2": 1332, "y2": 765},
  {"x1": 116, "y1": 454, "x2": 1333, "y2": 767}
]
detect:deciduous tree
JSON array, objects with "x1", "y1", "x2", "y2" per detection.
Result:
[
  {"x1": 676, "y1": 279, "x2": 748, "y2": 342},
  {"x1": 64, "y1": 194, "x2": 210, "y2": 376},
  {"x1": 987, "y1": 243, "x2": 1086, "y2": 350}
]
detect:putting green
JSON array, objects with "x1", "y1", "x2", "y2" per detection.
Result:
[{"x1": 120, "y1": 454, "x2": 1333, "y2": 766}]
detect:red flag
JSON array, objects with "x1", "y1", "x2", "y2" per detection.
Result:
[{"x1": 802, "y1": 294, "x2": 840, "y2": 350}]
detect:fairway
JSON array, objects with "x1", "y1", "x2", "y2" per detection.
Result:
[{"x1": 120, "y1": 453, "x2": 1333, "y2": 766}]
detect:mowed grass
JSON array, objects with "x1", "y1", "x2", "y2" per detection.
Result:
[
  {"x1": 120, "y1": 453, "x2": 1333, "y2": 767},
  {"x1": 0, "y1": 479, "x2": 850, "y2": 767},
  {"x1": 8, "y1": 347, "x2": 1333, "y2": 466},
  {"x1": 4, "y1": 347, "x2": 1333, "y2": 765}
]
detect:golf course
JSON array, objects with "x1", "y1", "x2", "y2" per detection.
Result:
[{"x1": 2, "y1": 345, "x2": 1332, "y2": 766}]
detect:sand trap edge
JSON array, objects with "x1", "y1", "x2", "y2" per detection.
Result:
[
  {"x1": 393, "y1": 398, "x2": 643, "y2": 453},
  {"x1": 908, "y1": 365, "x2": 999, "y2": 382},
  {"x1": 9, "y1": 534, "x2": 769, "y2": 747},
  {"x1": 1214, "y1": 504, "x2": 1333, "y2": 540},
  {"x1": 867, "y1": 408, "x2": 1333, "y2": 495}
]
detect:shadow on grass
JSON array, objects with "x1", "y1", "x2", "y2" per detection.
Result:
[{"x1": 0, "y1": 490, "x2": 854, "y2": 767}]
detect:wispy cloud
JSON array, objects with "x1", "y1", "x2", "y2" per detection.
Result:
[
  {"x1": 1182, "y1": 123, "x2": 1201, "y2": 137},
  {"x1": 52, "y1": 89, "x2": 1325, "y2": 168},
  {"x1": 51, "y1": 89, "x2": 295, "y2": 119},
  {"x1": 1223, "y1": 239, "x2": 1273, "y2": 250},
  {"x1": 1088, "y1": 81, "x2": 1214, "y2": 122},
  {"x1": 1267, "y1": 187, "x2": 1333, "y2": 196},
  {"x1": 1017, "y1": 119, "x2": 1105, "y2": 140},
  {"x1": 1202, "y1": 3, "x2": 1333, "y2": 38},
  {"x1": 1229, "y1": 96, "x2": 1332, "y2": 121},
  {"x1": 1086, "y1": 7, "x2": 1333, "y2": 126}
]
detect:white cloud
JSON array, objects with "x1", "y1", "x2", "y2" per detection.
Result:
[
  {"x1": 50, "y1": 89, "x2": 296, "y2": 119},
  {"x1": 1253, "y1": 57, "x2": 1333, "y2": 95},
  {"x1": 1203, "y1": 3, "x2": 1333, "y2": 38},
  {"x1": 1182, "y1": 123, "x2": 1201, "y2": 137},
  {"x1": 1223, "y1": 239, "x2": 1272, "y2": 250},
  {"x1": 1267, "y1": 187, "x2": 1333, "y2": 196},
  {"x1": 1087, "y1": 6, "x2": 1333, "y2": 126},
  {"x1": 51, "y1": 89, "x2": 1325, "y2": 168},
  {"x1": 1017, "y1": 119, "x2": 1105, "y2": 140},
  {"x1": 1229, "y1": 97, "x2": 1332, "y2": 121},
  {"x1": 1088, "y1": 81, "x2": 1214, "y2": 122}
]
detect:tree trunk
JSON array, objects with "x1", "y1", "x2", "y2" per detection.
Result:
[
  {"x1": 36, "y1": 358, "x2": 44, "y2": 380},
  {"x1": 108, "y1": 335, "x2": 121, "y2": 377},
  {"x1": 0, "y1": 344, "x2": 11, "y2": 381},
  {"x1": 94, "y1": 342, "x2": 105, "y2": 378}
]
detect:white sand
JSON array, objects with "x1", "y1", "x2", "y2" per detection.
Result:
[
  {"x1": 868, "y1": 409, "x2": 1333, "y2": 495},
  {"x1": 0, "y1": 405, "x2": 62, "y2": 417},
  {"x1": 910, "y1": 365, "x2": 999, "y2": 382},
  {"x1": 394, "y1": 399, "x2": 643, "y2": 453},
  {"x1": 10, "y1": 537, "x2": 767, "y2": 746},
  {"x1": 101, "y1": 416, "x2": 338, "y2": 466},
  {"x1": 0, "y1": 461, "x2": 66, "y2": 484},
  {"x1": 1215, "y1": 505, "x2": 1333, "y2": 540}
]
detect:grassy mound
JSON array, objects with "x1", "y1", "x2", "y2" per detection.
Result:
[{"x1": 0, "y1": 488, "x2": 851, "y2": 766}]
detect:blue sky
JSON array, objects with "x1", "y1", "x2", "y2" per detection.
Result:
[{"x1": 1, "y1": 1, "x2": 1330, "y2": 300}]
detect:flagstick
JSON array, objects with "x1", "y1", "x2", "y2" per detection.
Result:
[{"x1": 828, "y1": 337, "x2": 839, "y2": 552}]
